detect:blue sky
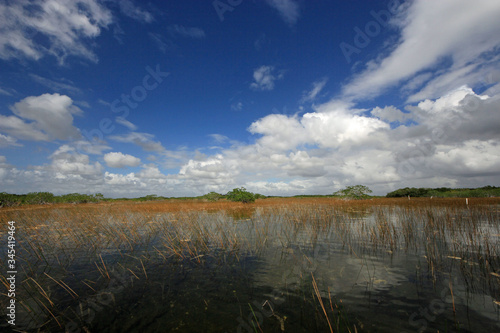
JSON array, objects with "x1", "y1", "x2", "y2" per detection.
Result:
[{"x1": 1, "y1": 0, "x2": 499, "y2": 197}]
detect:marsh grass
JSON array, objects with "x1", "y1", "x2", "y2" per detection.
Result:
[{"x1": 1, "y1": 197, "x2": 499, "y2": 331}]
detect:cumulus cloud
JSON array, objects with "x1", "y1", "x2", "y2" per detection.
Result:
[
  {"x1": 175, "y1": 87, "x2": 500, "y2": 195},
  {"x1": 1, "y1": 88, "x2": 498, "y2": 197},
  {"x1": 103, "y1": 172, "x2": 138, "y2": 186},
  {"x1": 104, "y1": 152, "x2": 141, "y2": 168},
  {"x1": 137, "y1": 164, "x2": 167, "y2": 180},
  {"x1": 248, "y1": 114, "x2": 309, "y2": 151},
  {"x1": 302, "y1": 101, "x2": 388, "y2": 149},
  {"x1": 0, "y1": 156, "x2": 11, "y2": 179},
  {"x1": 72, "y1": 140, "x2": 111, "y2": 155},
  {"x1": 342, "y1": 0, "x2": 500, "y2": 102},
  {"x1": 48, "y1": 145, "x2": 103, "y2": 180},
  {"x1": 265, "y1": 0, "x2": 300, "y2": 26},
  {"x1": 0, "y1": 93, "x2": 82, "y2": 141},
  {"x1": 250, "y1": 66, "x2": 283, "y2": 91},
  {"x1": 283, "y1": 151, "x2": 328, "y2": 178},
  {"x1": 371, "y1": 106, "x2": 408, "y2": 123},
  {"x1": 0, "y1": 0, "x2": 113, "y2": 63},
  {"x1": 179, "y1": 155, "x2": 234, "y2": 180},
  {"x1": 0, "y1": 116, "x2": 48, "y2": 141}
]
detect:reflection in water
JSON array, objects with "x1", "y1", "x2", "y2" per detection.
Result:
[{"x1": 1, "y1": 204, "x2": 499, "y2": 332}]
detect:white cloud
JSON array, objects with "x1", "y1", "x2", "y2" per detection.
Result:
[
  {"x1": 248, "y1": 114, "x2": 309, "y2": 151},
  {"x1": 265, "y1": 0, "x2": 300, "y2": 26},
  {"x1": 405, "y1": 63, "x2": 499, "y2": 103},
  {"x1": 401, "y1": 72, "x2": 433, "y2": 94},
  {"x1": 0, "y1": 134, "x2": 21, "y2": 147},
  {"x1": 283, "y1": 151, "x2": 327, "y2": 178},
  {"x1": 0, "y1": 115, "x2": 48, "y2": 141},
  {"x1": 118, "y1": 0, "x2": 154, "y2": 23},
  {"x1": 104, "y1": 152, "x2": 141, "y2": 168},
  {"x1": 104, "y1": 171, "x2": 140, "y2": 186},
  {"x1": 371, "y1": 106, "x2": 408, "y2": 123},
  {"x1": 48, "y1": 145, "x2": 103, "y2": 180},
  {"x1": 342, "y1": 0, "x2": 500, "y2": 102},
  {"x1": 0, "y1": 0, "x2": 113, "y2": 63},
  {"x1": 209, "y1": 134, "x2": 229, "y2": 144},
  {"x1": 73, "y1": 140, "x2": 111, "y2": 155},
  {"x1": 174, "y1": 87, "x2": 500, "y2": 196},
  {"x1": 250, "y1": 66, "x2": 283, "y2": 91},
  {"x1": 6, "y1": 93, "x2": 82, "y2": 141},
  {"x1": 0, "y1": 156, "x2": 10, "y2": 180},
  {"x1": 431, "y1": 140, "x2": 500, "y2": 177},
  {"x1": 301, "y1": 78, "x2": 328, "y2": 103},
  {"x1": 168, "y1": 25, "x2": 205, "y2": 39},
  {"x1": 404, "y1": 87, "x2": 497, "y2": 144},
  {"x1": 179, "y1": 155, "x2": 235, "y2": 181},
  {"x1": 302, "y1": 100, "x2": 388, "y2": 149},
  {"x1": 1, "y1": 90, "x2": 498, "y2": 197},
  {"x1": 115, "y1": 117, "x2": 138, "y2": 131},
  {"x1": 0, "y1": 87, "x2": 13, "y2": 96},
  {"x1": 136, "y1": 164, "x2": 167, "y2": 180},
  {"x1": 109, "y1": 132, "x2": 165, "y2": 152}
]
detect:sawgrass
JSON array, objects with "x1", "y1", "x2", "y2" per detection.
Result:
[{"x1": 0, "y1": 197, "x2": 498, "y2": 331}]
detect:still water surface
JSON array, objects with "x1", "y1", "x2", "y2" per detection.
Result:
[{"x1": 5, "y1": 205, "x2": 500, "y2": 332}]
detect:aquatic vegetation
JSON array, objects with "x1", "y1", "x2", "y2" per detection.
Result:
[{"x1": 0, "y1": 197, "x2": 499, "y2": 332}]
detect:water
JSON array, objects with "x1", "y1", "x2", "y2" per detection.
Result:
[{"x1": 2, "y1": 205, "x2": 500, "y2": 332}]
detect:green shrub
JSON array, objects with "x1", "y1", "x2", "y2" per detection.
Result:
[
  {"x1": 201, "y1": 192, "x2": 224, "y2": 202},
  {"x1": 386, "y1": 187, "x2": 430, "y2": 198},
  {"x1": 226, "y1": 187, "x2": 255, "y2": 203}
]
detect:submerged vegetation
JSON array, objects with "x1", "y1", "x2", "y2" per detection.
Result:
[{"x1": 0, "y1": 197, "x2": 499, "y2": 332}]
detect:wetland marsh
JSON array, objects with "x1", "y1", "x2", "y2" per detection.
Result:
[{"x1": 1, "y1": 198, "x2": 499, "y2": 332}]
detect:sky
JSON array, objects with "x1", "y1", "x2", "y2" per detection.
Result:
[{"x1": 0, "y1": 0, "x2": 499, "y2": 198}]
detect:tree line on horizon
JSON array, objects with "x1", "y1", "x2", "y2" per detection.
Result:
[
  {"x1": 385, "y1": 185, "x2": 500, "y2": 198},
  {"x1": 1, "y1": 185, "x2": 498, "y2": 207}
]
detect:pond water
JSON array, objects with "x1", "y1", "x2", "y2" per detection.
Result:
[{"x1": 3, "y1": 205, "x2": 500, "y2": 332}]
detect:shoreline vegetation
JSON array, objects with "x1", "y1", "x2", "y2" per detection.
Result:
[{"x1": 0, "y1": 185, "x2": 499, "y2": 208}]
